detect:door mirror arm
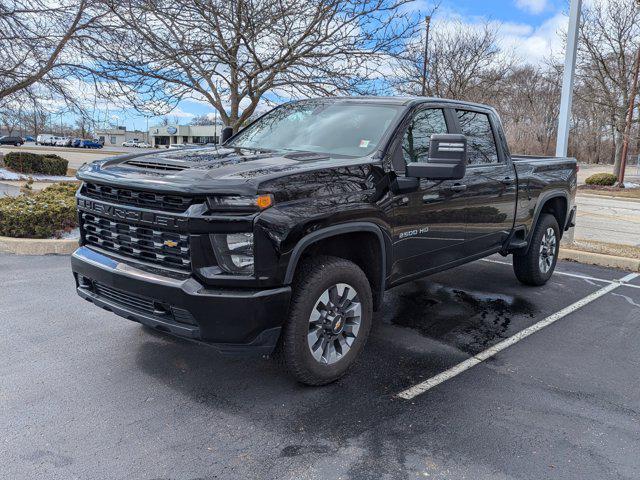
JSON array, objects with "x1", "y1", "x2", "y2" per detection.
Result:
[{"x1": 390, "y1": 175, "x2": 420, "y2": 194}]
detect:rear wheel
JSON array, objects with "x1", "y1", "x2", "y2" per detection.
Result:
[
  {"x1": 513, "y1": 213, "x2": 559, "y2": 286},
  {"x1": 277, "y1": 255, "x2": 373, "y2": 385}
]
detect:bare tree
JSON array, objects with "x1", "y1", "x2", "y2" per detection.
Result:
[
  {"x1": 394, "y1": 19, "x2": 508, "y2": 102},
  {"x1": 576, "y1": 0, "x2": 640, "y2": 175},
  {"x1": 190, "y1": 114, "x2": 217, "y2": 126},
  {"x1": 86, "y1": 0, "x2": 417, "y2": 131},
  {"x1": 0, "y1": 106, "x2": 23, "y2": 135},
  {"x1": 0, "y1": 0, "x2": 103, "y2": 106},
  {"x1": 496, "y1": 63, "x2": 562, "y2": 156}
]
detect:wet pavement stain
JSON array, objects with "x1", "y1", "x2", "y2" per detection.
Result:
[{"x1": 383, "y1": 281, "x2": 537, "y2": 355}]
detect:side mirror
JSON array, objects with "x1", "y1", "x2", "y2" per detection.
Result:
[
  {"x1": 405, "y1": 134, "x2": 467, "y2": 180},
  {"x1": 221, "y1": 126, "x2": 234, "y2": 144}
]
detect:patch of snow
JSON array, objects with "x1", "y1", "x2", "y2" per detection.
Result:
[
  {"x1": 0, "y1": 167, "x2": 71, "y2": 182},
  {"x1": 57, "y1": 228, "x2": 80, "y2": 240},
  {"x1": 0, "y1": 168, "x2": 21, "y2": 180},
  {"x1": 623, "y1": 182, "x2": 639, "y2": 189}
]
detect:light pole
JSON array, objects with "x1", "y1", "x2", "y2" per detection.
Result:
[
  {"x1": 420, "y1": 16, "x2": 432, "y2": 97},
  {"x1": 556, "y1": 0, "x2": 582, "y2": 158}
]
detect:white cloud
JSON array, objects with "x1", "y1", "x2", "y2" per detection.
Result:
[
  {"x1": 499, "y1": 12, "x2": 567, "y2": 64},
  {"x1": 169, "y1": 107, "x2": 195, "y2": 118},
  {"x1": 419, "y1": 7, "x2": 566, "y2": 66},
  {"x1": 515, "y1": 0, "x2": 549, "y2": 15}
]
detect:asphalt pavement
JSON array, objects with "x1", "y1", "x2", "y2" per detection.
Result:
[{"x1": 1, "y1": 254, "x2": 639, "y2": 479}]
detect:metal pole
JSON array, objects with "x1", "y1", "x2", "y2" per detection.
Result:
[
  {"x1": 420, "y1": 16, "x2": 432, "y2": 97},
  {"x1": 214, "y1": 109, "x2": 218, "y2": 144},
  {"x1": 618, "y1": 46, "x2": 640, "y2": 187},
  {"x1": 556, "y1": 0, "x2": 582, "y2": 157}
]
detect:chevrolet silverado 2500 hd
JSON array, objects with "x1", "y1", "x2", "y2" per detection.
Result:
[{"x1": 71, "y1": 97, "x2": 577, "y2": 385}]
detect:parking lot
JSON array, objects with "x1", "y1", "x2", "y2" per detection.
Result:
[
  {"x1": 2, "y1": 253, "x2": 639, "y2": 479},
  {"x1": 0, "y1": 143, "x2": 155, "y2": 170}
]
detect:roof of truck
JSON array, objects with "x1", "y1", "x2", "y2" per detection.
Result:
[{"x1": 299, "y1": 95, "x2": 495, "y2": 111}]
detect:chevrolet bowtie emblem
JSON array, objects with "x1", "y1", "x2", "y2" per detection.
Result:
[{"x1": 163, "y1": 240, "x2": 178, "y2": 248}]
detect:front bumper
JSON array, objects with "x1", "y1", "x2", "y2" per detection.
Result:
[{"x1": 71, "y1": 246, "x2": 291, "y2": 355}]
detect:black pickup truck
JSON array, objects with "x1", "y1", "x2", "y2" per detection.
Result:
[{"x1": 71, "y1": 97, "x2": 577, "y2": 385}]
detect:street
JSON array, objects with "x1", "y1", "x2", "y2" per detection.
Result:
[
  {"x1": 574, "y1": 194, "x2": 640, "y2": 247},
  {"x1": 2, "y1": 254, "x2": 639, "y2": 479}
]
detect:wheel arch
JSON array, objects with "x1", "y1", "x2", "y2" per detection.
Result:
[
  {"x1": 527, "y1": 190, "x2": 569, "y2": 248},
  {"x1": 284, "y1": 222, "x2": 390, "y2": 310}
]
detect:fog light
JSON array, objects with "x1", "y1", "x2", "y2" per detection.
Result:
[{"x1": 211, "y1": 232, "x2": 254, "y2": 275}]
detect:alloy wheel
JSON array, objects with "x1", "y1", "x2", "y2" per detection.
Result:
[
  {"x1": 539, "y1": 227, "x2": 557, "y2": 273},
  {"x1": 307, "y1": 283, "x2": 362, "y2": 365}
]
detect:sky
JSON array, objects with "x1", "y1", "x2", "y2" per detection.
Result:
[{"x1": 93, "y1": 0, "x2": 570, "y2": 131}]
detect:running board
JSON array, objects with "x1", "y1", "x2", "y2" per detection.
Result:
[
  {"x1": 501, "y1": 226, "x2": 528, "y2": 255},
  {"x1": 508, "y1": 239, "x2": 528, "y2": 250}
]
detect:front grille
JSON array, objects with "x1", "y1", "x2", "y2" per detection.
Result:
[
  {"x1": 94, "y1": 282, "x2": 156, "y2": 312},
  {"x1": 82, "y1": 213, "x2": 191, "y2": 270},
  {"x1": 90, "y1": 281, "x2": 197, "y2": 326},
  {"x1": 83, "y1": 182, "x2": 200, "y2": 213}
]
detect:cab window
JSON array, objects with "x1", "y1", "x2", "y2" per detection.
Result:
[
  {"x1": 456, "y1": 110, "x2": 499, "y2": 165},
  {"x1": 401, "y1": 108, "x2": 448, "y2": 165}
]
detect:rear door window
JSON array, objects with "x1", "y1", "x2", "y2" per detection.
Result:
[{"x1": 456, "y1": 110, "x2": 499, "y2": 165}]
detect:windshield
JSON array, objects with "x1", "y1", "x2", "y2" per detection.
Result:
[{"x1": 228, "y1": 101, "x2": 402, "y2": 158}]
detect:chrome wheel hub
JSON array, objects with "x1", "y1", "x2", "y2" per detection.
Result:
[
  {"x1": 539, "y1": 227, "x2": 557, "y2": 274},
  {"x1": 308, "y1": 283, "x2": 361, "y2": 365}
]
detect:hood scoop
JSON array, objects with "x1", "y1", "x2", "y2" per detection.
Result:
[{"x1": 124, "y1": 159, "x2": 190, "y2": 171}]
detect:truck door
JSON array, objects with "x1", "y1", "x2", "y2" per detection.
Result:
[
  {"x1": 453, "y1": 109, "x2": 517, "y2": 255},
  {"x1": 390, "y1": 107, "x2": 471, "y2": 282}
]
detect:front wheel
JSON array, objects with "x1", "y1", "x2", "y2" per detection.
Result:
[
  {"x1": 277, "y1": 255, "x2": 373, "y2": 385},
  {"x1": 513, "y1": 213, "x2": 560, "y2": 286}
]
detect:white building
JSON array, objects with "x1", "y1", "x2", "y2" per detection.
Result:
[
  {"x1": 149, "y1": 125, "x2": 220, "y2": 147},
  {"x1": 96, "y1": 127, "x2": 149, "y2": 146}
]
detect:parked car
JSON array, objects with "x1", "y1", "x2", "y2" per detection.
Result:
[
  {"x1": 72, "y1": 97, "x2": 577, "y2": 385},
  {"x1": 122, "y1": 140, "x2": 138, "y2": 147},
  {"x1": 136, "y1": 142, "x2": 151, "y2": 148},
  {"x1": 24, "y1": 136, "x2": 35, "y2": 142},
  {"x1": 71, "y1": 138, "x2": 83, "y2": 148},
  {"x1": 79, "y1": 140, "x2": 102, "y2": 149},
  {"x1": 0, "y1": 135, "x2": 24, "y2": 146},
  {"x1": 54, "y1": 137, "x2": 69, "y2": 146},
  {"x1": 36, "y1": 134, "x2": 56, "y2": 146}
]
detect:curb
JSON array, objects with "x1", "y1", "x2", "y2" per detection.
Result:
[
  {"x1": 0, "y1": 236, "x2": 78, "y2": 255},
  {"x1": 559, "y1": 248, "x2": 640, "y2": 272},
  {"x1": 577, "y1": 193, "x2": 640, "y2": 202}
]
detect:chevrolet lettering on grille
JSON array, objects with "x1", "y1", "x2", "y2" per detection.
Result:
[{"x1": 77, "y1": 198, "x2": 188, "y2": 229}]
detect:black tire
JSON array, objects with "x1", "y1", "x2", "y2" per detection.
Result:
[
  {"x1": 513, "y1": 213, "x2": 560, "y2": 286},
  {"x1": 277, "y1": 255, "x2": 373, "y2": 386}
]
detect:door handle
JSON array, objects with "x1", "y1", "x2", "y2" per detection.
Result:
[
  {"x1": 395, "y1": 196, "x2": 409, "y2": 206},
  {"x1": 450, "y1": 184, "x2": 467, "y2": 192}
]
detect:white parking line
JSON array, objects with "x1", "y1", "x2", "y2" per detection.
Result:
[
  {"x1": 396, "y1": 272, "x2": 639, "y2": 400},
  {"x1": 482, "y1": 258, "x2": 640, "y2": 288}
]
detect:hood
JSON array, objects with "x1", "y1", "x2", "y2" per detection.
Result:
[{"x1": 77, "y1": 146, "x2": 371, "y2": 195}]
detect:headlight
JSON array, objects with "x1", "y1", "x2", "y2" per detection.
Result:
[
  {"x1": 208, "y1": 194, "x2": 273, "y2": 212},
  {"x1": 211, "y1": 232, "x2": 254, "y2": 275}
]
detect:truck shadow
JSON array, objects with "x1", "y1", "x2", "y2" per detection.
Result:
[{"x1": 133, "y1": 276, "x2": 539, "y2": 443}]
